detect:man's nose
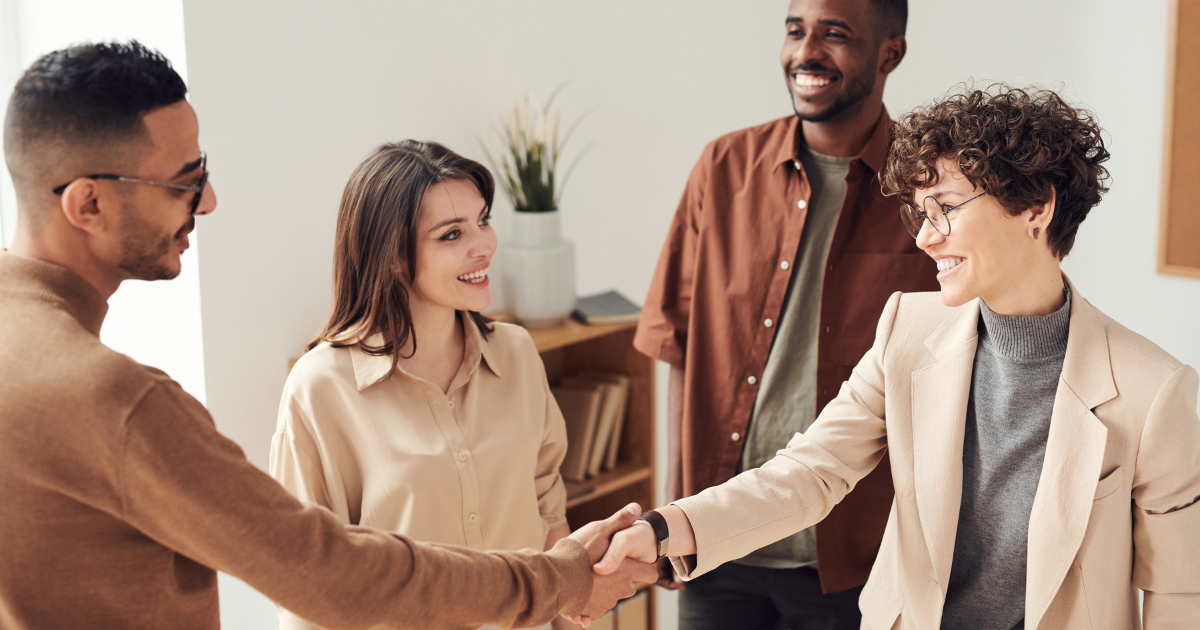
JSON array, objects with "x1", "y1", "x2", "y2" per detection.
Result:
[{"x1": 195, "y1": 180, "x2": 217, "y2": 216}]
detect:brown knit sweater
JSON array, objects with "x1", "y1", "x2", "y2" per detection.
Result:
[{"x1": 0, "y1": 251, "x2": 591, "y2": 630}]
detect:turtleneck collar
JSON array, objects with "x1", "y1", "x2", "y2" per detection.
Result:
[
  {"x1": 0, "y1": 251, "x2": 109, "y2": 336},
  {"x1": 978, "y1": 285, "x2": 1071, "y2": 361}
]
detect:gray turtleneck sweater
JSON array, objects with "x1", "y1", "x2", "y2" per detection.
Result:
[{"x1": 940, "y1": 288, "x2": 1072, "y2": 630}]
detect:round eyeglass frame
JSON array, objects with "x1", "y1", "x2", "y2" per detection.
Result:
[{"x1": 900, "y1": 192, "x2": 985, "y2": 239}]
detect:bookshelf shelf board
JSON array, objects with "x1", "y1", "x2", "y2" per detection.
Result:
[
  {"x1": 528, "y1": 319, "x2": 637, "y2": 353},
  {"x1": 564, "y1": 463, "x2": 654, "y2": 509}
]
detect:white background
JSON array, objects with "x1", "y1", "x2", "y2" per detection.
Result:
[{"x1": 3, "y1": 1, "x2": 1197, "y2": 629}]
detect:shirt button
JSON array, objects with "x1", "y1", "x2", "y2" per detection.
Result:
[
  {"x1": 781, "y1": 261, "x2": 790, "y2": 270},
  {"x1": 764, "y1": 319, "x2": 773, "y2": 328},
  {"x1": 447, "y1": 401, "x2": 455, "y2": 409},
  {"x1": 797, "y1": 200, "x2": 807, "y2": 210},
  {"x1": 469, "y1": 513, "x2": 478, "y2": 524},
  {"x1": 747, "y1": 375, "x2": 757, "y2": 385},
  {"x1": 732, "y1": 432, "x2": 741, "y2": 441},
  {"x1": 458, "y1": 452, "x2": 468, "y2": 461}
]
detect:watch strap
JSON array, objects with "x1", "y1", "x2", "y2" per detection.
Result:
[{"x1": 639, "y1": 509, "x2": 670, "y2": 557}]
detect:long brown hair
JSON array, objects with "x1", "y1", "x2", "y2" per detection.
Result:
[{"x1": 309, "y1": 140, "x2": 494, "y2": 374}]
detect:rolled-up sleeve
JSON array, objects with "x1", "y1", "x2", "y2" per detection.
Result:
[
  {"x1": 1132, "y1": 364, "x2": 1200, "y2": 626},
  {"x1": 633, "y1": 143, "x2": 712, "y2": 368}
]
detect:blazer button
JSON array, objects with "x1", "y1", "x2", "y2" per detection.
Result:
[
  {"x1": 747, "y1": 375, "x2": 757, "y2": 385},
  {"x1": 732, "y1": 432, "x2": 741, "y2": 441},
  {"x1": 764, "y1": 318, "x2": 774, "y2": 328},
  {"x1": 781, "y1": 260, "x2": 790, "y2": 270},
  {"x1": 797, "y1": 200, "x2": 807, "y2": 210}
]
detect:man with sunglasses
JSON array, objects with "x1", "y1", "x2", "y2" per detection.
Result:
[
  {"x1": 635, "y1": 1, "x2": 938, "y2": 627},
  {"x1": 0, "y1": 41, "x2": 655, "y2": 630}
]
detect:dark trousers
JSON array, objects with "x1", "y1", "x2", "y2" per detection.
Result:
[{"x1": 678, "y1": 563, "x2": 863, "y2": 630}]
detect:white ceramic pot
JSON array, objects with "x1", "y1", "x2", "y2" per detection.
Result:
[{"x1": 503, "y1": 211, "x2": 577, "y2": 328}]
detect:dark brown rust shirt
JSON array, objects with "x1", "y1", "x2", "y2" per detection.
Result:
[{"x1": 634, "y1": 110, "x2": 940, "y2": 593}]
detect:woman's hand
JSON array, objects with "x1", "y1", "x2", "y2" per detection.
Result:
[{"x1": 592, "y1": 520, "x2": 658, "y2": 575}]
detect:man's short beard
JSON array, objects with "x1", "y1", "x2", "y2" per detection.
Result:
[
  {"x1": 117, "y1": 201, "x2": 182, "y2": 281},
  {"x1": 792, "y1": 70, "x2": 878, "y2": 123}
]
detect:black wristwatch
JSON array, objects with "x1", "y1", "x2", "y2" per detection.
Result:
[{"x1": 639, "y1": 509, "x2": 670, "y2": 557}]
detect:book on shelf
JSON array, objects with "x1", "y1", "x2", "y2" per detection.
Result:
[
  {"x1": 552, "y1": 384, "x2": 604, "y2": 483},
  {"x1": 562, "y1": 372, "x2": 630, "y2": 477},
  {"x1": 573, "y1": 290, "x2": 642, "y2": 325}
]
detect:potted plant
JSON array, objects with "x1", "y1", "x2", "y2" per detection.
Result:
[{"x1": 483, "y1": 90, "x2": 584, "y2": 328}]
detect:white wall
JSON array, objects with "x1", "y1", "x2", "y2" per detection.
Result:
[{"x1": 178, "y1": 1, "x2": 1197, "y2": 629}]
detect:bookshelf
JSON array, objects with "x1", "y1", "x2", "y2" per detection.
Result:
[{"x1": 527, "y1": 319, "x2": 657, "y2": 630}]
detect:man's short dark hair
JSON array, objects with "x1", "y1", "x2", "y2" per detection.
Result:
[
  {"x1": 871, "y1": 0, "x2": 907, "y2": 38},
  {"x1": 3, "y1": 40, "x2": 187, "y2": 186}
]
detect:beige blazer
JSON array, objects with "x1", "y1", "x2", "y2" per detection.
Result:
[{"x1": 673, "y1": 279, "x2": 1200, "y2": 629}]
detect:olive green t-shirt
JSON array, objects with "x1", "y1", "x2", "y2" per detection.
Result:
[{"x1": 734, "y1": 145, "x2": 853, "y2": 569}]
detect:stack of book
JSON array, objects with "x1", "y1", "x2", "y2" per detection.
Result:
[{"x1": 551, "y1": 371, "x2": 632, "y2": 483}]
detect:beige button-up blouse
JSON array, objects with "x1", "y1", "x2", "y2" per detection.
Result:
[{"x1": 270, "y1": 317, "x2": 568, "y2": 629}]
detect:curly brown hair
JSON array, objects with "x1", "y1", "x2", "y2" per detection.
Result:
[{"x1": 881, "y1": 85, "x2": 1111, "y2": 258}]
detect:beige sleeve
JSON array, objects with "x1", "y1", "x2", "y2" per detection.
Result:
[
  {"x1": 1132, "y1": 364, "x2": 1200, "y2": 628},
  {"x1": 119, "y1": 380, "x2": 593, "y2": 630},
  {"x1": 535, "y1": 358, "x2": 570, "y2": 532},
  {"x1": 670, "y1": 291, "x2": 900, "y2": 579}
]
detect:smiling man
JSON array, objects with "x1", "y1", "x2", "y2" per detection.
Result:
[
  {"x1": 634, "y1": 0, "x2": 938, "y2": 628},
  {"x1": 0, "y1": 41, "x2": 656, "y2": 630}
]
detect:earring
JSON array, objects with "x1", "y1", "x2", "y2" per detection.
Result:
[{"x1": 1032, "y1": 227, "x2": 1040, "y2": 241}]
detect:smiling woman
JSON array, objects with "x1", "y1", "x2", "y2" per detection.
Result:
[{"x1": 271, "y1": 140, "x2": 573, "y2": 630}]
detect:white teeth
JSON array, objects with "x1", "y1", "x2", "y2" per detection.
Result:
[
  {"x1": 936, "y1": 257, "x2": 965, "y2": 272},
  {"x1": 457, "y1": 266, "x2": 489, "y2": 283},
  {"x1": 794, "y1": 74, "x2": 832, "y2": 88}
]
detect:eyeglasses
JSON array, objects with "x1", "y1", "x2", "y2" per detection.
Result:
[
  {"x1": 900, "y1": 192, "x2": 985, "y2": 239},
  {"x1": 51, "y1": 152, "x2": 209, "y2": 214}
]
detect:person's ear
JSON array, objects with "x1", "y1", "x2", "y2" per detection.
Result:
[
  {"x1": 879, "y1": 35, "x2": 906, "y2": 76},
  {"x1": 1025, "y1": 187, "x2": 1057, "y2": 242},
  {"x1": 58, "y1": 179, "x2": 111, "y2": 235},
  {"x1": 392, "y1": 258, "x2": 412, "y2": 284}
]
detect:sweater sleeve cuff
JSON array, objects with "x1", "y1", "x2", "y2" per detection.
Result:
[{"x1": 547, "y1": 537, "x2": 593, "y2": 615}]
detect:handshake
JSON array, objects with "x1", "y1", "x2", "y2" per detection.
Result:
[{"x1": 561, "y1": 503, "x2": 677, "y2": 628}]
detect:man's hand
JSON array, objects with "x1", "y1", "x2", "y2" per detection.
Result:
[
  {"x1": 654, "y1": 557, "x2": 686, "y2": 590},
  {"x1": 570, "y1": 557, "x2": 657, "y2": 626},
  {"x1": 563, "y1": 504, "x2": 657, "y2": 627},
  {"x1": 567, "y1": 503, "x2": 642, "y2": 564},
  {"x1": 592, "y1": 519, "x2": 658, "y2": 575}
]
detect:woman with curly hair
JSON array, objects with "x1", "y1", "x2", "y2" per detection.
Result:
[{"x1": 589, "y1": 86, "x2": 1200, "y2": 630}]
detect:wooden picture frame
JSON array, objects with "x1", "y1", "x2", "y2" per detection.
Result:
[{"x1": 1160, "y1": 0, "x2": 1200, "y2": 278}]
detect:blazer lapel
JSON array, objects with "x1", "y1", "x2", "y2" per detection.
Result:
[
  {"x1": 1025, "y1": 278, "x2": 1118, "y2": 630},
  {"x1": 911, "y1": 299, "x2": 981, "y2": 594}
]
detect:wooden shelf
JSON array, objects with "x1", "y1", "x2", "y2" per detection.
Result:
[
  {"x1": 527, "y1": 318, "x2": 638, "y2": 353},
  {"x1": 522, "y1": 316, "x2": 657, "y2": 630},
  {"x1": 564, "y1": 463, "x2": 654, "y2": 509}
]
